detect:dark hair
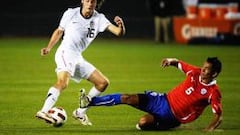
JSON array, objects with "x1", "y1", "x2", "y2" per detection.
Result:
[
  {"x1": 80, "y1": 0, "x2": 105, "y2": 10},
  {"x1": 207, "y1": 57, "x2": 222, "y2": 75}
]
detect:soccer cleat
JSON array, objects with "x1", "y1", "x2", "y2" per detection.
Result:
[
  {"x1": 72, "y1": 110, "x2": 92, "y2": 126},
  {"x1": 35, "y1": 111, "x2": 55, "y2": 124},
  {"x1": 79, "y1": 88, "x2": 91, "y2": 108}
]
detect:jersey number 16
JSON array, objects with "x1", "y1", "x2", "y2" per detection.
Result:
[{"x1": 87, "y1": 28, "x2": 95, "y2": 38}]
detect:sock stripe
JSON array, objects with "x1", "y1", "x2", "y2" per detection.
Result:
[{"x1": 94, "y1": 99, "x2": 115, "y2": 106}]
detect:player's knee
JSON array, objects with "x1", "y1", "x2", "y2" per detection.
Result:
[
  {"x1": 55, "y1": 79, "x2": 69, "y2": 90},
  {"x1": 138, "y1": 116, "x2": 155, "y2": 130},
  {"x1": 138, "y1": 117, "x2": 148, "y2": 126},
  {"x1": 96, "y1": 79, "x2": 109, "y2": 91},
  {"x1": 137, "y1": 117, "x2": 153, "y2": 130}
]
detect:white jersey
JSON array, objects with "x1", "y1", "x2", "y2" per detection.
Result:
[
  {"x1": 58, "y1": 7, "x2": 111, "y2": 53},
  {"x1": 54, "y1": 7, "x2": 111, "y2": 81}
]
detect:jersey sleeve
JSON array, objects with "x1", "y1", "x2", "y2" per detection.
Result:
[
  {"x1": 178, "y1": 60, "x2": 200, "y2": 75},
  {"x1": 59, "y1": 8, "x2": 76, "y2": 31},
  {"x1": 98, "y1": 14, "x2": 111, "y2": 32},
  {"x1": 210, "y1": 88, "x2": 222, "y2": 115}
]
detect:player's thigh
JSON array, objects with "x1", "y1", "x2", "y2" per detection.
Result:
[
  {"x1": 78, "y1": 60, "x2": 109, "y2": 90},
  {"x1": 87, "y1": 70, "x2": 109, "y2": 91},
  {"x1": 87, "y1": 69, "x2": 109, "y2": 86}
]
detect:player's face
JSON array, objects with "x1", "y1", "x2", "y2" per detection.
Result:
[
  {"x1": 81, "y1": 0, "x2": 97, "y2": 12},
  {"x1": 200, "y1": 62, "x2": 214, "y2": 80}
]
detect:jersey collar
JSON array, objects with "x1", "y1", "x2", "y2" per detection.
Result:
[
  {"x1": 199, "y1": 76, "x2": 217, "y2": 86},
  {"x1": 80, "y1": 7, "x2": 95, "y2": 19}
]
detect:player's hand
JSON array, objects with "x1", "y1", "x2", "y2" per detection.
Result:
[
  {"x1": 114, "y1": 16, "x2": 124, "y2": 26},
  {"x1": 161, "y1": 58, "x2": 171, "y2": 67},
  {"x1": 161, "y1": 58, "x2": 178, "y2": 67},
  {"x1": 41, "y1": 48, "x2": 50, "y2": 56}
]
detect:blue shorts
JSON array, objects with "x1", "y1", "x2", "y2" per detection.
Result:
[{"x1": 138, "y1": 91, "x2": 180, "y2": 130}]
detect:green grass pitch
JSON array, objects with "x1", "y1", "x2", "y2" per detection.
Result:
[{"x1": 0, "y1": 38, "x2": 240, "y2": 135}]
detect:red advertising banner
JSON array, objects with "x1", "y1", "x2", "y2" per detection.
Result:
[{"x1": 173, "y1": 17, "x2": 240, "y2": 44}]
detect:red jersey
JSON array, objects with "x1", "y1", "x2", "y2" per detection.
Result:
[{"x1": 167, "y1": 61, "x2": 222, "y2": 123}]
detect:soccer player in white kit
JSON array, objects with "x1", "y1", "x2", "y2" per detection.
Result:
[{"x1": 36, "y1": 0, "x2": 125, "y2": 126}]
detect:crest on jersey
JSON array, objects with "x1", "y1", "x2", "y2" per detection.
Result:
[
  {"x1": 90, "y1": 21, "x2": 95, "y2": 28},
  {"x1": 200, "y1": 88, "x2": 207, "y2": 95}
]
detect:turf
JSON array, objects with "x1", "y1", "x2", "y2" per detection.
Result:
[{"x1": 0, "y1": 37, "x2": 240, "y2": 135}]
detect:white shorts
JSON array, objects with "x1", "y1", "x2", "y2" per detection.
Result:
[{"x1": 55, "y1": 48, "x2": 96, "y2": 83}]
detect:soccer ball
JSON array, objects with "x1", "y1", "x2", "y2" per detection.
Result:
[{"x1": 48, "y1": 107, "x2": 67, "y2": 127}]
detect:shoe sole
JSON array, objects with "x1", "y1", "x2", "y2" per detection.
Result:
[
  {"x1": 72, "y1": 115, "x2": 92, "y2": 126},
  {"x1": 36, "y1": 114, "x2": 55, "y2": 124}
]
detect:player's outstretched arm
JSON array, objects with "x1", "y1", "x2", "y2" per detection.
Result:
[
  {"x1": 203, "y1": 113, "x2": 222, "y2": 132},
  {"x1": 41, "y1": 28, "x2": 63, "y2": 56},
  {"x1": 107, "y1": 16, "x2": 126, "y2": 36},
  {"x1": 161, "y1": 58, "x2": 179, "y2": 68}
]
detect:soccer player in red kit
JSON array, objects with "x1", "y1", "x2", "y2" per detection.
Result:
[
  {"x1": 165, "y1": 58, "x2": 222, "y2": 126},
  {"x1": 78, "y1": 57, "x2": 222, "y2": 131}
]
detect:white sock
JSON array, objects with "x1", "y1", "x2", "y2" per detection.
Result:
[
  {"x1": 76, "y1": 108, "x2": 88, "y2": 117},
  {"x1": 88, "y1": 87, "x2": 101, "y2": 98},
  {"x1": 41, "y1": 87, "x2": 60, "y2": 113}
]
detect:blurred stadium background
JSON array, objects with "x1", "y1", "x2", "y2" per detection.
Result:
[
  {"x1": 1, "y1": 0, "x2": 240, "y2": 43},
  {"x1": 0, "y1": 0, "x2": 156, "y2": 38}
]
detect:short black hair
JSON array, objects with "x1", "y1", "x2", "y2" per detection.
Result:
[{"x1": 207, "y1": 57, "x2": 222, "y2": 75}]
